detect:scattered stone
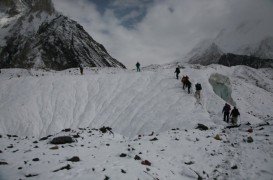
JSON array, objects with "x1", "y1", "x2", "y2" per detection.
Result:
[
  {"x1": 0, "y1": 161, "x2": 8, "y2": 165},
  {"x1": 50, "y1": 136, "x2": 74, "y2": 144},
  {"x1": 32, "y1": 158, "x2": 39, "y2": 162},
  {"x1": 53, "y1": 164, "x2": 71, "y2": 172},
  {"x1": 119, "y1": 153, "x2": 127, "y2": 157},
  {"x1": 39, "y1": 136, "x2": 48, "y2": 141},
  {"x1": 99, "y1": 126, "x2": 113, "y2": 134},
  {"x1": 247, "y1": 129, "x2": 253, "y2": 133},
  {"x1": 25, "y1": 174, "x2": 38, "y2": 177},
  {"x1": 247, "y1": 136, "x2": 254, "y2": 143},
  {"x1": 50, "y1": 145, "x2": 59, "y2": 150},
  {"x1": 146, "y1": 167, "x2": 150, "y2": 171},
  {"x1": 121, "y1": 169, "x2": 126, "y2": 173},
  {"x1": 33, "y1": 146, "x2": 39, "y2": 148},
  {"x1": 7, "y1": 144, "x2": 13, "y2": 148},
  {"x1": 18, "y1": 167, "x2": 22, "y2": 170},
  {"x1": 148, "y1": 132, "x2": 154, "y2": 136},
  {"x1": 67, "y1": 156, "x2": 80, "y2": 162},
  {"x1": 141, "y1": 160, "x2": 151, "y2": 166},
  {"x1": 12, "y1": 149, "x2": 19, "y2": 153},
  {"x1": 184, "y1": 161, "x2": 194, "y2": 165},
  {"x1": 106, "y1": 143, "x2": 110, "y2": 146},
  {"x1": 134, "y1": 155, "x2": 141, "y2": 160},
  {"x1": 150, "y1": 137, "x2": 158, "y2": 141},
  {"x1": 214, "y1": 134, "x2": 222, "y2": 141},
  {"x1": 104, "y1": 176, "x2": 110, "y2": 180},
  {"x1": 73, "y1": 134, "x2": 80, "y2": 138},
  {"x1": 196, "y1": 124, "x2": 209, "y2": 131},
  {"x1": 0, "y1": 135, "x2": 2, "y2": 138},
  {"x1": 0, "y1": 150, "x2": 2, "y2": 153},
  {"x1": 62, "y1": 128, "x2": 71, "y2": 132},
  {"x1": 33, "y1": 141, "x2": 38, "y2": 144},
  {"x1": 231, "y1": 165, "x2": 238, "y2": 169}
]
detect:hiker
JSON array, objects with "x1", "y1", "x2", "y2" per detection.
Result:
[
  {"x1": 186, "y1": 79, "x2": 191, "y2": 94},
  {"x1": 181, "y1": 75, "x2": 189, "y2": 90},
  {"x1": 136, "y1": 62, "x2": 141, "y2": 72},
  {"x1": 222, "y1": 103, "x2": 231, "y2": 123},
  {"x1": 79, "y1": 63, "x2": 84, "y2": 75},
  {"x1": 174, "y1": 66, "x2": 180, "y2": 79},
  {"x1": 195, "y1": 83, "x2": 202, "y2": 99},
  {"x1": 230, "y1": 107, "x2": 240, "y2": 125}
]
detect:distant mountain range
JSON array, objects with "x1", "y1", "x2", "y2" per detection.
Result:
[
  {"x1": 0, "y1": 0, "x2": 125, "y2": 70},
  {"x1": 187, "y1": 36, "x2": 273, "y2": 68}
]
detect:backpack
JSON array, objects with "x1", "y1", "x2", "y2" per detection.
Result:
[{"x1": 196, "y1": 83, "x2": 202, "y2": 90}]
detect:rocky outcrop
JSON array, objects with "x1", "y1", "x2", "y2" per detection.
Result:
[{"x1": 218, "y1": 53, "x2": 273, "y2": 69}]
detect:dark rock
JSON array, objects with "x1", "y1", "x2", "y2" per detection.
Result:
[
  {"x1": 148, "y1": 132, "x2": 154, "y2": 136},
  {"x1": 62, "y1": 128, "x2": 71, "y2": 132},
  {"x1": 231, "y1": 165, "x2": 238, "y2": 169},
  {"x1": 67, "y1": 156, "x2": 80, "y2": 162},
  {"x1": 99, "y1": 126, "x2": 113, "y2": 134},
  {"x1": 73, "y1": 134, "x2": 80, "y2": 138},
  {"x1": 247, "y1": 136, "x2": 254, "y2": 143},
  {"x1": 141, "y1": 160, "x2": 151, "y2": 166},
  {"x1": 119, "y1": 153, "x2": 127, "y2": 157},
  {"x1": 104, "y1": 176, "x2": 110, "y2": 180},
  {"x1": 134, "y1": 155, "x2": 141, "y2": 160},
  {"x1": 18, "y1": 167, "x2": 22, "y2": 169},
  {"x1": 49, "y1": 145, "x2": 59, "y2": 150},
  {"x1": 25, "y1": 174, "x2": 38, "y2": 177},
  {"x1": 0, "y1": 135, "x2": 2, "y2": 138},
  {"x1": 218, "y1": 53, "x2": 273, "y2": 69},
  {"x1": 196, "y1": 124, "x2": 209, "y2": 131},
  {"x1": 33, "y1": 146, "x2": 39, "y2": 148},
  {"x1": 50, "y1": 136, "x2": 74, "y2": 144},
  {"x1": 150, "y1": 137, "x2": 158, "y2": 141},
  {"x1": 121, "y1": 169, "x2": 126, "y2": 173},
  {"x1": 32, "y1": 158, "x2": 39, "y2": 161},
  {"x1": 0, "y1": 161, "x2": 8, "y2": 165},
  {"x1": 7, "y1": 144, "x2": 13, "y2": 148},
  {"x1": 184, "y1": 161, "x2": 194, "y2": 165},
  {"x1": 0, "y1": 150, "x2": 2, "y2": 153},
  {"x1": 53, "y1": 164, "x2": 71, "y2": 172},
  {"x1": 39, "y1": 136, "x2": 48, "y2": 141},
  {"x1": 33, "y1": 141, "x2": 38, "y2": 144}
]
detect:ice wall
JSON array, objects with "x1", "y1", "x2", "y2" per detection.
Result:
[{"x1": 209, "y1": 73, "x2": 236, "y2": 106}]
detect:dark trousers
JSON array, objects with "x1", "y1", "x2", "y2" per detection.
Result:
[
  {"x1": 223, "y1": 112, "x2": 229, "y2": 123},
  {"x1": 80, "y1": 67, "x2": 83, "y2": 75},
  {"x1": 176, "y1": 73, "x2": 179, "y2": 79},
  {"x1": 188, "y1": 86, "x2": 191, "y2": 94},
  {"x1": 137, "y1": 67, "x2": 140, "y2": 72}
]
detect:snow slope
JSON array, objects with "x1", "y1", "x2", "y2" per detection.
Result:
[{"x1": 0, "y1": 65, "x2": 273, "y2": 179}]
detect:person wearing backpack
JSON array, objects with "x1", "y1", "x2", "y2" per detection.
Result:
[
  {"x1": 186, "y1": 79, "x2": 191, "y2": 94},
  {"x1": 222, "y1": 103, "x2": 231, "y2": 123},
  {"x1": 79, "y1": 63, "x2": 84, "y2": 75},
  {"x1": 174, "y1": 66, "x2": 180, "y2": 79},
  {"x1": 230, "y1": 107, "x2": 240, "y2": 125},
  {"x1": 195, "y1": 83, "x2": 202, "y2": 99},
  {"x1": 136, "y1": 62, "x2": 141, "y2": 72}
]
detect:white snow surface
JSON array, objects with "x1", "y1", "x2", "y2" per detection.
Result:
[{"x1": 0, "y1": 64, "x2": 273, "y2": 179}]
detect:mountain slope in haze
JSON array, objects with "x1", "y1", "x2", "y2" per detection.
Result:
[
  {"x1": 187, "y1": 40, "x2": 223, "y2": 66},
  {"x1": 0, "y1": 0, "x2": 125, "y2": 70}
]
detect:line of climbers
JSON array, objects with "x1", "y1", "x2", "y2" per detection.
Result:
[{"x1": 175, "y1": 65, "x2": 240, "y2": 125}]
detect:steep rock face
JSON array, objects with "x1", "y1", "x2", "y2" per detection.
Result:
[
  {"x1": 0, "y1": 0, "x2": 125, "y2": 70},
  {"x1": 187, "y1": 40, "x2": 223, "y2": 65},
  {"x1": 218, "y1": 53, "x2": 273, "y2": 69}
]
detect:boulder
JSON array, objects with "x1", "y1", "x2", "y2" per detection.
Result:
[{"x1": 50, "y1": 136, "x2": 74, "y2": 144}]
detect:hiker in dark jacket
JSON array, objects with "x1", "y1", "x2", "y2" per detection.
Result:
[
  {"x1": 79, "y1": 64, "x2": 84, "y2": 75},
  {"x1": 174, "y1": 66, "x2": 180, "y2": 79},
  {"x1": 195, "y1": 83, "x2": 202, "y2": 99},
  {"x1": 136, "y1": 62, "x2": 141, "y2": 72},
  {"x1": 186, "y1": 80, "x2": 191, "y2": 94},
  {"x1": 222, "y1": 103, "x2": 231, "y2": 123},
  {"x1": 230, "y1": 107, "x2": 240, "y2": 125}
]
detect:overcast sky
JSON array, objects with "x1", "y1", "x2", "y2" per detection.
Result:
[{"x1": 53, "y1": 0, "x2": 273, "y2": 68}]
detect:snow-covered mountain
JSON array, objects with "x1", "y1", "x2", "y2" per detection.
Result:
[
  {"x1": 187, "y1": 39, "x2": 223, "y2": 65},
  {"x1": 0, "y1": 0, "x2": 125, "y2": 70}
]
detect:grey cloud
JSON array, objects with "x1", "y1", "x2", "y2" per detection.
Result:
[{"x1": 53, "y1": 0, "x2": 273, "y2": 68}]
